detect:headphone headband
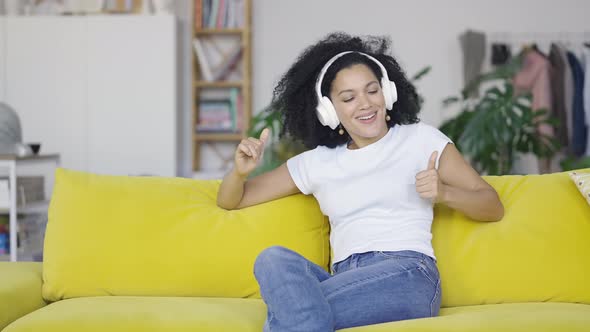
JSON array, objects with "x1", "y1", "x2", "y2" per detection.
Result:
[{"x1": 315, "y1": 51, "x2": 391, "y2": 100}]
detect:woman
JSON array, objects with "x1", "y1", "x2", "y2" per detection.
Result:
[{"x1": 217, "y1": 32, "x2": 504, "y2": 331}]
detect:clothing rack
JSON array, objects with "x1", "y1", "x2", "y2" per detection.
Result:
[{"x1": 487, "y1": 31, "x2": 590, "y2": 50}]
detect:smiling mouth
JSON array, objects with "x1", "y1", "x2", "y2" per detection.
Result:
[{"x1": 356, "y1": 112, "x2": 377, "y2": 121}]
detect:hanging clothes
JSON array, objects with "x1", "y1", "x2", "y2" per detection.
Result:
[
  {"x1": 513, "y1": 47, "x2": 555, "y2": 173},
  {"x1": 460, "y1": 30, "x2": 486, "y2": 96},
  {"x1": 555, "y1": 43, "x2": 576, "y2": 149},
  {"x1": 513, "y1": 48, "x2": 554, "y2": 137},
  {"x1": 566, "y1": 51, "x2": 587, "y2": 157},
  {"x1": 491, "y1": 43, "x2": 511, "y2": 66},
  {"x1": 549, "y1": 43, "x2": 569, "y2": 147},
  {"x1": 582, "y1": 46, "x2": 590, "y2": 156}
]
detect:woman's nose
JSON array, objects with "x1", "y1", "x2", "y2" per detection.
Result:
[{"x1": 358, "y1": 93, "x2": 371, "y2": 109}]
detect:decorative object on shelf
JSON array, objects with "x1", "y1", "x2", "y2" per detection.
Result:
[
  {"x1": 31, "y1": 0, "x2": 65, "y2": 15},
  {"x1": 27, "y1": 143, "x2": 41, "y2": 155},
  {"x1": 62, "y1": 0, "x2": 105, "y2": 14},
  {"x1": 0, "y1": 103, "x2": 34, "y2": 157},
  {"x1": 440, "y1": 55, "x2": 560, "y2": 175},
  {"x1": 2, "y1": 0, "x2": 25, "y2": 16},
  {"x1": 0, "y1": 102, "x2": 28, "y2": 156},
  {"x1": 152, "y1": 0, "x2": 173, "y2": 14},
  {"x1": 103, "y1": 0, "x2": 142, "y2": 13}
]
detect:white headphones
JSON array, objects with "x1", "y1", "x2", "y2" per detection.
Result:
[{"x1": 315, "y1": 51, "x2": 398, "y2": 130}]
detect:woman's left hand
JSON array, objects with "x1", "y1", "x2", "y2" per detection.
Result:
[{"x1": 415, "y1": 151, "x2": 446, "y2": 203}]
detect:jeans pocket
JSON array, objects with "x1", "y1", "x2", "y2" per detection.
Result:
[{"x1": 430, "y1": 278, "x2": 442, "y2": 317}]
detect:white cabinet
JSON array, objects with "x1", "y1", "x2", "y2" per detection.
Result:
[
  {"x1": 1, "y1": 15, "x2": 177, "y2": 177},
  {"x1": 0, "y1": 19, "x2": 5, "y2": 101},
  {"x1": 4, "y1": 17, "x2": 88, "y2": 172},
  {"x1": 87, "y1": 16, "x2": 177, "y2": 176}
]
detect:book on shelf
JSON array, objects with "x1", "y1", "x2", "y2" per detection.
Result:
[
  {"x1": 193, "y1": 38, "x2": 214, "y2": 81},
  {"x1": 193, "y1": 37, "x2": 243, "y2": 82},
  {"x1": 195, "y1": 0, "x2": 203, "y2": 29},
  {"x1": 197, "y1": 88, "x2": 243, "y2": 133},
  {"x1": 195, "y1": 0, "x2": 245, "y2": 30}
]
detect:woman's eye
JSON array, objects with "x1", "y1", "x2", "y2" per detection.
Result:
[
  {"x1": 343, "y1": 97, "x2": 353, "y2": 103},
  {"x1": 368, "y1": 90, "x2": 378, "y2": 94}
]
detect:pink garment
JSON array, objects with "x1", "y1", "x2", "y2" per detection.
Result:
[{"x1": 513, "y1": 49, "x2": 554, "y2": 137}]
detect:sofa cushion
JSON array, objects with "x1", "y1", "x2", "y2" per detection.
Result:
[
  {"x1": 569, "y1": 170, "x2": 590, "y2": 205},
  {"x1": 346, "y1": 302, "x2": 590, "y2": 331},
  {"x1": 0, "y1": 262, "x2": 46, "y2": 330},
  {"x1": 3, "y1": 296, "x2": 266, "y2": 332},
  {"x1": 3, "y1": 297, "x2": 589, "y2": 332},
  {"x1": 42, "y1": 168, "x2": 330, "y2": 302},
  {"x1": 432, "y1": 169, "x2": 590, "y2": 307}
]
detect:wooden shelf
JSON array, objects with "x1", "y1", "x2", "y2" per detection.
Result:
[
  {"x1": 194, "y1": 133, "x2": 243, "y2": 141},
  {"x1": 193, "y1": 0, "x2": 251, "y2": 171},
  {"x1": 193, "y1": 81, "x2": 244, "y2": 88},
  {"x1": 195, "y1": 28, "x2": 244, "y2": 35}
]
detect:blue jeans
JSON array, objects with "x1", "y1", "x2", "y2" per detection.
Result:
[{"x1": 253, "y1": 246, "x2": 441, "y2": 332}]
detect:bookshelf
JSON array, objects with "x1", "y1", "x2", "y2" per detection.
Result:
[{"x1": 192, "y1": 0, "x2": 252, "y2": 171}]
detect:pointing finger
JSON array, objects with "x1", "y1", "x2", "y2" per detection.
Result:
[{"x1": 259, "y1": 128, "x2": 270, "y2": 145}]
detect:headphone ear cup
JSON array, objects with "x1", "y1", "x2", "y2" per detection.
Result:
[
  {"x1": 388, "y1": 80, "x2": 398, "y2": 104},
  {"x1": 381, "y1": 78, "x2": 398, "y2": 110},
  {"x1": 316, "y1": 96, "x2": 339, "y2": 129}
]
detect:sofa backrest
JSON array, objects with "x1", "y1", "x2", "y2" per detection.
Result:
[
  {"x1": 433, "y1": 169, "x2": 590, "y2": 307},
  {"x1": 43, "y1": 168, "x2": 590, "y2": 307},
  {"x1": 42, "y1": 168, "x2": 330, "y2": 302}
]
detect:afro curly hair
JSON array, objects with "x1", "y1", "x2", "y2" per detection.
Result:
[{"x1": 271, "y1": 32, "x2": 421, "y2": 149}]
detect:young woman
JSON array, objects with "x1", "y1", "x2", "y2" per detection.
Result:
[{"x1": 217, "y1": 32, "x2": 504, "y2": 332}]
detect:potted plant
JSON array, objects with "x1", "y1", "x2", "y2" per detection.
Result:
[{"x1": 440, "y1": 56, "x2": 560, "y2": 175}]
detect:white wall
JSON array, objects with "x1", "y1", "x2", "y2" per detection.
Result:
[
  {"x1": 252, "y1": 0, "x2": 590, "y2": 127},
  {"x1": 195, "y1": 0, "x2": 590, "y2": 172}
]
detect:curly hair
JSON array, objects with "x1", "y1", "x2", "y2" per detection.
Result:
[{"x1": 271, "y1": 32, "x2": 421, "y2": 149}]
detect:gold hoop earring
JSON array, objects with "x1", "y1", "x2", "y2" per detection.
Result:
[{"x1": 338, "y1": 125, "x2": 345, "y2": 135}]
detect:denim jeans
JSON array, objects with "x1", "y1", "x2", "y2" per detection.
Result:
[{"x1": 253, "y1": 246, "x2": 441, "y2": 332}]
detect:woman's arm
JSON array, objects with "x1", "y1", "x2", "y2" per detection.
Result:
[
  {"x1": 217, "y1": 163, "x2": 300, "y2": 210},
  {"x1": 415, "y1": 144, "x2": 504, "y2": 222},
  {"x1": 217, "y1": 128, "x2": 301, "y2": 210}
]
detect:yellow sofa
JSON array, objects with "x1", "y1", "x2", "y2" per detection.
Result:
[{"x1": 1, "y1": 168, "x2": 589, "y2": 332}]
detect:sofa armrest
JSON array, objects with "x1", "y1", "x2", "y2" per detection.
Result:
[{"x1": 0, "y1": 262, "x2": 46, "y2": 330}]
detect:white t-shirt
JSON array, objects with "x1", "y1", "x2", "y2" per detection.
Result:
[{"x1": 286, "y1": 122, "x2": 453, "y2": 264}]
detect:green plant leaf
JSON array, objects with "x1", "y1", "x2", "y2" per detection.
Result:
[{"x1": 411, "y1": 66, "x2": 431, "y2": 81}]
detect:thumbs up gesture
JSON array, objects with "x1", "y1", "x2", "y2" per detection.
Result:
[
  {"x1": 234, "y1": 128, "x2": 270, "y2": 178},
  {"x1": 415, "y1": 151, "x2": 444, "y2": 203}
]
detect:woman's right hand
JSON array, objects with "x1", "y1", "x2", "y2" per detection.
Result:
[{"x1": 234, "y1": 128, "x2": 270, "y2": 178}]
